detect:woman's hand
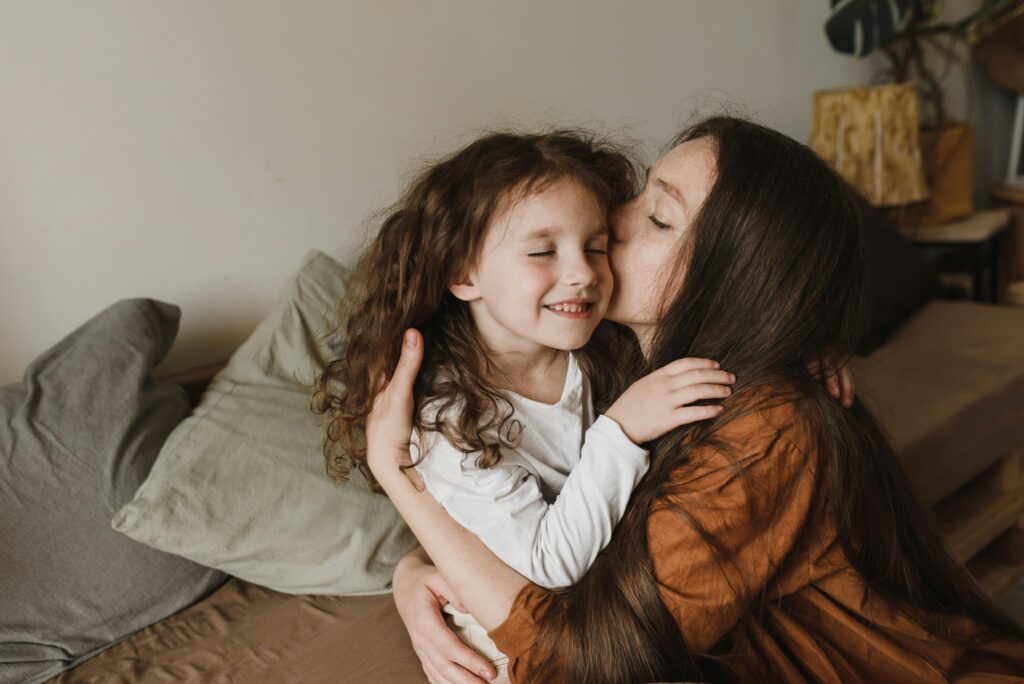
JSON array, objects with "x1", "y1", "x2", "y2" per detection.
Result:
[
  {"x1": 605, "y1": 357, "x2": 735, "y2": 444},
  {"x1": 393, "y1": 548, "x2": 497, "y2": 684},
  {"x1": 808, "y1": 357, "x2": 856, "y2": 408},
  {"x1": 365, "y1": 329, "x2": 424, "y2": 479}
]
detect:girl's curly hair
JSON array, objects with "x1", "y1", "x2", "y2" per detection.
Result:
[{"x1": 312, "y1": 130, "x2": 641, "y2": 490}]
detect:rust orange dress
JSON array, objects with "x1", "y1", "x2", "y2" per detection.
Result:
[{"x1": 488, "y1": 395, "x2": 1024, "y2": 683}]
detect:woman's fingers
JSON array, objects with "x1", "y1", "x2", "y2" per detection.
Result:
[
  {"x1": 423, "y1": 652, "x2": 488, "y2": 684},
  {"x1": 414, "y1": 623, "x2": 492, "y2": 684},
  {"x1": 411, "y1": 601, "x2": 495, "y2": 682},
  {"x1": 826, "y1": 373, "x2": 841, "y2": 400},
  {"x1": 422, "y1": 657, "x2": 453, "y2": 684},
  {"x1": 375, "y1": 328, "x2": 425, "y2": 407},
  {"x1": 839, "y1": 366, "x2": 856, "y2": 408},
  {"x1": 427, "y1": 573, "x2": 469, "y2": 614},
  {"x1": 393, "y1": 328, "x2": 425, "y2": 387},
  {"x1": 438, "y1": 657, "x2": 490, "y2": 684}
]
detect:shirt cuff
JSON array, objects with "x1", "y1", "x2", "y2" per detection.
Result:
[
  {"x1": 590, "y1": 414, "x2": 649, "y2": 462},
  {"x1": 487, "y1": 583, "x2": 555, "y2": 660}
]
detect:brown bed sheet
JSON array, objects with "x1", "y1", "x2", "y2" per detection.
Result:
[{"x1": 48, "y1": 579, "x2": 426, "y2": 683}]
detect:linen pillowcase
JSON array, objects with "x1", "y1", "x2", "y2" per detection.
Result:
[
  {"x1": 113, "y1": 250, "x2": 418, "y2": 594},
  {"x1": 0, "y1": 299, "x2": 226, "y2": 684}
]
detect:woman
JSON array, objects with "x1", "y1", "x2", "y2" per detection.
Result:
[{"x1": 366, "y1": 117, "x2": 1024, "y2": 683}]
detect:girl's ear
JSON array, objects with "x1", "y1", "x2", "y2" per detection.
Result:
[{"x1": 448, "y1": 273, "x2": 480, "y2": 302}]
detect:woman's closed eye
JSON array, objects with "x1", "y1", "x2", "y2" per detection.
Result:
[
  {"x1": 528, "y1": 250, "x2": 556, "y2": 257},
  {"x1": 649, "y1": 215, "x2": 671, "y2": 229}
]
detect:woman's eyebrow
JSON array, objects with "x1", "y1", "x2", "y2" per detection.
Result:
[
  {"x1": 654, "y1": 178, "x2": 684, "y2": 204},
  {"x1": 645, "y1": 166, "x2": 686, "y2": 206}
]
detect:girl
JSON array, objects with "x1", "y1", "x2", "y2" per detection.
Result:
[{"x1": 313, "y1": 131, "x2": 736, "y2": 678}]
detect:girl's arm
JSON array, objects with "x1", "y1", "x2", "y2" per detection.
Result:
[
  {"x1": 368, "y1": 330, "x2": 527, "y2": 631},
  {"x1": 414, "y1": 414, "x2": 649, "y2": 590},
  {"x1": 411, "y1": 351, "x2": 735, "y2": 590}
]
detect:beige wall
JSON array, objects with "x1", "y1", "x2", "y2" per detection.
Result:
[{"x1": 1, "y1": 1, "x2": 884, "y2": 383}]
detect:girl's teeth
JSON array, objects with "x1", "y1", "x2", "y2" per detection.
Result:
[{"x1": 549, "y1": 303, "x2": 587, "y2": 313}]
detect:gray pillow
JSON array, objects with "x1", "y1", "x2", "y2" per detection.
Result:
[
  {"x1": 0, "y1": 299, "x2": 226, "y2": 684},
  {"x1": 112, "y1": 250, "x2": 418, "y2": 595}
]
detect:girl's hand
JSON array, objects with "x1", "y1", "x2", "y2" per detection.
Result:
[
  {"x1": 393, "y1": 549, "x2": 497, "y2": 684},
  {"x1": 605, "y1": 358, "x2": 735, "y2": 444},
  {"x1": 808, "y1": 357, "x2": 856, "y2": 408},
  {"x1": 365, "y1": 329, "x2": 424, "y2": 479}
]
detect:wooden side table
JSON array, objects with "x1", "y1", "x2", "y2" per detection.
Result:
[{"x1": 898, "y1": 209, "x2": 1013, "y2": 303}]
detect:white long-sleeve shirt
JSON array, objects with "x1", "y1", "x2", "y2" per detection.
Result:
[{"x1": 412, "y1": 352, "x2": 649, "y2": 590}]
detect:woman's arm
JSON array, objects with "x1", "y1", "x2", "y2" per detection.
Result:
[
  {"x1": 367, "y1": 330, "x2": 528, "y2": 631},
  {"x1": 392, "y1": 547, "x2": 497, "y2": 683}
]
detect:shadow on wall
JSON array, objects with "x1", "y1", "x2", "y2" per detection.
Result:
[{"x1": 153, "y1": 278, "x2": 269, "y2": 378}]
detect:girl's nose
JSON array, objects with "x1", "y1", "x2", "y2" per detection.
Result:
[{"x1": 564, "y1": 253, "x2": 598, "y2": 287}]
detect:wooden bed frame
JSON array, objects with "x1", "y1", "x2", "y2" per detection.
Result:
[{"x1": 161, "y1": 361, "x2": 227, "y2": 406}]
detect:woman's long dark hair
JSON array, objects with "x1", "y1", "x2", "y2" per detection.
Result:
[{"x1": 528, "y1": 116, "x2": 1024, "y2": 683}]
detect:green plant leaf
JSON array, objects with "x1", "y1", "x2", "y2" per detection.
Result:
[{"x1": 825, "y1": 0, "x2": 914, "y2": 57}]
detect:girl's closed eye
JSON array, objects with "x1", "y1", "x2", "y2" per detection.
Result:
[
  {"x1": 649, "y1": 215, "x2": 670, "y2": 229},
  {"x1": 528, "y1": 249, "x2": 556, "y2": 257}
]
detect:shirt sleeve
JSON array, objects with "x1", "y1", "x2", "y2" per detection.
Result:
[
  {"x1": 645, "y1": 414, "x2": 818, "y2": 653},
  {"x1": 414, "y1": 415, "x2": 649, "y2": 590}
]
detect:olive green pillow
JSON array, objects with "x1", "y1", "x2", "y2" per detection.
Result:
[{"x1": 113, "y1": 250, "x2": 418, "y2": 594}]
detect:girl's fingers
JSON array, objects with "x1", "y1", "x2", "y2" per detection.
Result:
[
  {"x1": 673, "y1": 404, "x2": 725, "y2": 425},
  {"x1": 658, "y1": 357, "x2": 720, "y2": 376},
  {"x1": 671, "y1": 383, "x2": 732, "y2": 406},
  {"x1": 669, "y1": 369, "x2": 735, "y2": 390}
]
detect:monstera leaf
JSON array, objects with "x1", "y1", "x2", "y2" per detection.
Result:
[{"x1": 825, "y1": 0, "x2": 915, "y2": 57}]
